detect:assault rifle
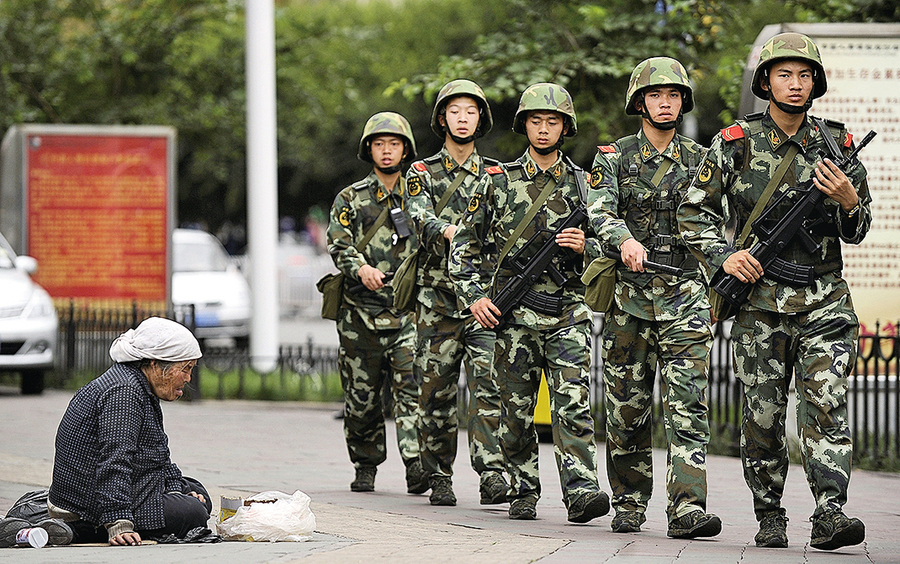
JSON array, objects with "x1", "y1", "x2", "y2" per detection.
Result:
[
  {"x1": 491, "y1": 158, "x2": 588, "y2": 322},
  {"x1": 711, "y1": 123, "x2": 875, "y2": 308}
]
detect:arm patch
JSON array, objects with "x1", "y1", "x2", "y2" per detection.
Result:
[
  {"x1": 844, "y1": 132, "x2": 853, "y2": 148},
  {"x1": 721, "y1": 124, "x2": 744, "y2": 142},
  {"x1": 412, "y1": 162, "x2": 427, "y2": 173},
  {"x1": 485, "y1": 165, "x2": 504, "y2": 175}
]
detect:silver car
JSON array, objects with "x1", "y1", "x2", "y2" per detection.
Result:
[{"x1": 0, "y1": 232, "x2": 58, "y2": 394}]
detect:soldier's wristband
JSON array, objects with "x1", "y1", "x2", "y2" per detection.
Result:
[{"x1": 843, "y1": 203, "x2": 860, "y2": 218}]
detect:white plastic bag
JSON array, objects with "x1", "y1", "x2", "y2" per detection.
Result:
[{"x1": 217, "y1": 490, "x2": 316, "y2": 542}]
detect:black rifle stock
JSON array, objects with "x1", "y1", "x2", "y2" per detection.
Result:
[{"x1": 711, "y1": 127, "x2": 875, "y2": 308}]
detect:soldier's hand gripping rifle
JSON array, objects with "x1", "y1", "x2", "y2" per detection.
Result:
[
  {"x1": 603, "y1": 248, "x2": 685, "y2": 277},
  {"x1": 490, "y1": 158, "x2": 588, "y2": 322},
  {"x1": 711, "y1": 123, "x2": 875, "y2": 308}
]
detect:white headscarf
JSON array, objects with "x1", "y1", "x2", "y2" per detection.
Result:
[{"x1": 109, "y1": 317, "x2": 202, "y2": 363}]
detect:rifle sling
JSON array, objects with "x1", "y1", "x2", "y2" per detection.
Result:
[
  {"x1": 357, "y1": 177, "x2": 404, "y2": 251},
  {"x1": 497, "y1": 172, "x2": 561, "y2": 266},
  {"x1": 649, "y1": 157, "x2": 674, "y2": 188},
  {"x1": 434, "y1": 169, "x2": 467, "y2": 216},
  {"x1": 735, "y1": 144, "x2": 799, "y2": 249}
]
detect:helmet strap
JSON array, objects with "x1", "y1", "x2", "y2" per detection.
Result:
[
  {"x1": 532, "y1": 136, "x2": 564, "y2": 156},
  {"x1": 445, "y1": 126, "x2": 477, "y2": 145},
  {"x1": 769, "y1": 90, "x2": 811, "y2": 114},
  {"x1": 375, "y1": 164, "x2": 403, "y2": 174}
]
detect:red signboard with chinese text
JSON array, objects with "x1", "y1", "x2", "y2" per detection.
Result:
[{"x1": 25, "y1": 133, "x2": 170, "y2": 306}]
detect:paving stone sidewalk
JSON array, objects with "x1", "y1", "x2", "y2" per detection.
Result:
[{"x1": 1, "y1": 388, "x2": 897, "y2": 563}]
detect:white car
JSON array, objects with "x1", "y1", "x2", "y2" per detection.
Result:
[
  {"x1": 0, "y1": 232, "x2": 58, "y2": 394},
  {"x1": 172, "y1": 228, "x2": 251, "y2": 347}
]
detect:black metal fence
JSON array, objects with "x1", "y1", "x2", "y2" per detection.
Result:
[{"x1": 51, "y1": 305, "x2": 899, "y2": 466}]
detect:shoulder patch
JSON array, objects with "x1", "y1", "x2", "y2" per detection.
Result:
[
  {"x1": 844, "y1": 132, "x2": 853, "y2": 148},
  {"x1": 744, "y1": 111, "x2": 765, "y2": 121},
  {"x1": 407, "y1": 175, "x2": 423, "y2": 196},
  {"x1": 721, "y1": 124, "x2": 744, "y2": 142},
  {"x1": 482, "y1": 156, "x2": 500, "y2": 166},
  {"x1": 412, "y1": 162, "x2": 427, "y2": 173},
  {"x1": 597, "y1": 145, "x2": 616, "y2": 153},
  {"x1": 486, "y1": 165, "x2": 504, "y2": 175},
  {"x1": 351, "y1": 179, "x2": 368, "y2": 191},
  {"x1": 423, "y1": 154, "x2": 441, "y2": 165}
]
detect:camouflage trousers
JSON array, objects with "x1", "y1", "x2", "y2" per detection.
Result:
[
  {"x1": 495, "y1": 320, "x2": 600, "y2": 504},
  {"x1": 337, "y1": 307, "x2": 420, "y2": 469},
  {"x1": 415, "y1": 304, "x2": 505, "y2": 478},
  {"x1": 732, "y1": 295, "x2": 858, "y2": 520},
  {"x1": 602, "y1": 303, "x2": 713, "y2": 520}
]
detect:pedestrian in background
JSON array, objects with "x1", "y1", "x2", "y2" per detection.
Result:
[
  {"x1": 404, "y1": 80, "x2": 509, "y2": 507},
  {"x1": 678, "y1": 32, "x2": 871, "y2": 551},
  {"x1": 589, "y1": 57, "x2": 720, "y2": 538},
  {"x1": 450, "y1": 83, "x2": 610, "y2": 523},
  {"x1": 326, "y1": 112, "x2": 427, "y2": 495}
]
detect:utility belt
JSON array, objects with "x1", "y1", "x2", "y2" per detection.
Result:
[{"x1": 645, "y1": 235, "x2": 699, "y2": 272}]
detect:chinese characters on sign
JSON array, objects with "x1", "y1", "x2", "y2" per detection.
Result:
[
  {"x1": 26, "y1": 134, "x2": 170, "y2": 308},
  {"x1": 812, "y1": 38, "x2": 900, "y2": 335}
]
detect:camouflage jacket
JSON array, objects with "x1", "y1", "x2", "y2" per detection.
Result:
[
  {"x1": 677, "y1": 111, "x2": 872, "y2": 313},
  {"x1": 589, "y1": 129, "x2": 709, "y2": 321},
  {"x1": 449, "y1": 150, "x2": 599, "y2": 329},
  {"x1": 405, "y1": 146, "x2": 498, "y2": 318},
  {"x1": 327, "y1": 170, "x2": 417, "y2": 329}
]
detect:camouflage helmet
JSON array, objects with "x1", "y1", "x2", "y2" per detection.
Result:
[
  {"x1": 751, "y1": 32, "x2": 827, "y2": 100},
  {"x1": 625, "y1": 57, "x2": 694, "y2": 115},
  {"x1": 357, "y1": 111, "x2": 417, "y2": 163},
  {"x1": 513, "y1": 82, "x2": 577, "y2": 136},
  {"x1": 430, "y1": 79, "x2": 493, "y2": 138}
]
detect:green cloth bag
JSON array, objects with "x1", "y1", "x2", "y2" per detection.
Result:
[
  {"x1": 392, "y1": 250, "x2": 419, "y2": 312},
  {"x1": 581, "y1": 255, "x2": 617, "y2": 313},
  {"x1": 316, "y1": 272, "x2": 345, "y2": 321}
]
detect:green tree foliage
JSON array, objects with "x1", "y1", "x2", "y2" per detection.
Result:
[{"x1": 1, "y1": 0, "x2": 896, "y2": 238}]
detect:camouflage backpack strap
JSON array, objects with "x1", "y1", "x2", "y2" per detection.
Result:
[
  {"x1": 680, "y1": 137, "x2": 702, "y2": 178},
  {"x1": 729, "y1": 112, "x2": 763, "y2": 173},
  {"x1": 351, "y1": 178, "x2": 394, "y2": 251},
  {"x1": 422, "y1": 154, "x2": 445, "y2": 177},
  {"x1": 615, "y1": 134, "x2": 642, "y2": 179}
]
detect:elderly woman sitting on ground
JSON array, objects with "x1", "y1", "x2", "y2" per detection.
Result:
[{"x1": 46, "y1": 317, "x2": 212, "y2": 546}]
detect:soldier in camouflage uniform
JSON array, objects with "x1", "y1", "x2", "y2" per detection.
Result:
[
  {"x1": 326, "y1": 112, "x2": 428, "y2": 495},
  {"x1": 589, "y1": 57, "x2": 721, "y2": 538},
  {"x1": 404, "y1": 80, "x2": 508, "y2": 507},
  {"x1": 449, "y1": 83, "x2": 610, "y2": 523},
  {"x1": 677, "y1": 33, "x2": 871, "y2": 550}
]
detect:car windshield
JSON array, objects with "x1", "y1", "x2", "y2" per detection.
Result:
[{"x1": 174, "y1": 240, "x2": 230, "y2": 273}]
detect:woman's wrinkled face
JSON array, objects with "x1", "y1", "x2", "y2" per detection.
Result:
[{"x1": 147, "y1": 360, "x2": 197, "y2": 401}]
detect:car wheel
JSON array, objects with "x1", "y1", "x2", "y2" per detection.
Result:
[{"x1": 20, "y1": 370, "x2": 45, "y2": 395}]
